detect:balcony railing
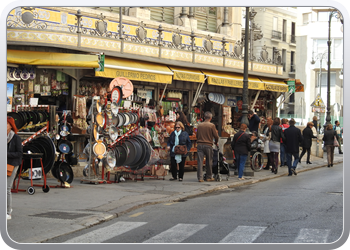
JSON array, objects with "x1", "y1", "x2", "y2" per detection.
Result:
[
  {"x1": 272, "y1": 30, "x2": 282, "y2": 40},
  {"x1": 290, "y1": 34, "x2": 296, "y2": 44}
]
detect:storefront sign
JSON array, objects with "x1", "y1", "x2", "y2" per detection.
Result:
[
  {"x1": 287, "y1": 80, "x2": 295, "y2": 93},
  {"x1": 173, "y1": 71, "x2": 204, "y2": 83},
  {"x1": 95, "y1": 54, "x2": 105, "y2": 72},
  {"x1": 265, "y1": 83, "x2": 288, "y2": 92},
  {"x1": 226, "y1": 96, "x2": 237, "y2": 107}
]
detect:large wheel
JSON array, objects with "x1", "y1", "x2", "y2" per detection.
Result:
[{"x1": 251, "y1": 152, "x2": 267, "y2": 172}]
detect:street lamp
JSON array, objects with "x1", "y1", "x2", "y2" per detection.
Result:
[{"x1": 325, "y1": 9, "x2": 343, "y2": 129}]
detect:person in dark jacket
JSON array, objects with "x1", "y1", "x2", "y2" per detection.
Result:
[
  {"x1": 323, "y1": 124, "x2": 339, "y2": 168},
  {"x1": 266, "y1": 117, "x2": 285, "y2": 174},
  {"x1": 284, "y1": 118, "x2": 303, "y2": 176},
  {"x1": 299, "y1": 122, "x2": 317, "y2": 164},
  {"x1": 231, "y1": 123, "x2": 251, "y2": 180},
  {"x1": 167, "y1": 121, "x2": 192, "y2": 181},
  {"x1": 7, "y1": 116, "x2": 23, "y2": 220},
  {"x1": 237, "y1": 110, "x2": 261, "y2": 133}
]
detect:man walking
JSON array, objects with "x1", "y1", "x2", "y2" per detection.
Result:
[
  {"x1": 333, "y1": 121, "x2": 343, "y2": 154},
  {"x1": 284, "y1": 118, "x2": 303, "y2": 176},
  {"x1": 196, "y1": 111, "x2": 219, "y2": 182}
]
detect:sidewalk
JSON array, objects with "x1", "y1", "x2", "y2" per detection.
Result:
[{"x1": 6, "y1": 151, "x2": 343, "y2": 244}]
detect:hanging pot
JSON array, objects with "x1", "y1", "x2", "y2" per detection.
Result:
[
  {"x1": 60, "y1": 123, "x2": 71, "y2": 137},
  {"x1": 112, "y1": 113, "x2": 120, "y2": 127},
  {"x1": 111, "y1": 102, "x2": 119, "y2": 116},
  {"x1": 115, "y1": 145, "x2": 128, "y2": 167},
  {"x1": 95, "y1": 112, "x2": 105, "y2": 127},
  {"x1": 109, "y1": 77, "x2": 133, "y2": 98},
  {"x1": 117, "y1": 113, "x2": 124, "y2": 127},
  {"x1": 93, "y1": 140, "x2": 106, "y2": 159},
  {"x1": 109, "y1": 125, "x2": 118, "y2": 141},
  {"x1": 57, "y1": 161, "x2": 74, "y2": 184},
  {"x1": 104, "y1": 149, "x2": 117, "y2": 168},
  {"x1": 93, "y1": 125, "x2": 100, "y2": 141},
  {"x1": 122, "y1": 140, "x2": 137, "y2": 166},
  {"x1": 58, "y1": 139, "x2": 73, "y2": 154},
  {"x1": 124, "y1": 113, "x2": 130, "y2": 126},
  {"x1": 128, "y1": 138, "x2": 144, "y2": 169},
  {"x1": 110, "y1": 86, "x2": 122, "y2": 105},
  {"x1": 35, "y1": 136, "x2": 56, "y2": 174}
]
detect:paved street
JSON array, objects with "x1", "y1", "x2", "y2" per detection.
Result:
[
  {"x1": 5, "y1": 151, "x2": 344, "y2": 246},
  {"x1": 44, "y1": 163, "x2": 343, "y2": 243}
]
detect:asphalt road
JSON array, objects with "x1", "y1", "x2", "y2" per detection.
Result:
[{"x1": 46, "y1": 163, "x2": 343, "y2": 244}]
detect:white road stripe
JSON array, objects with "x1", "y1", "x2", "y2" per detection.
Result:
[
  {"x1": 219, "y1": 226, "x2": 267, "y2": 243},
  {"x1": 65, "y1": 221, "x2": 147, "y2": 243},
  {"x1": 294, "y1": 228, "x2": 330, "y2": 243},
  {"x1": 143, "y1": 223, "x2": 207, "y2": 243}
]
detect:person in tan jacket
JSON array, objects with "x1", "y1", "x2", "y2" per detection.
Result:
[{"x1": 196, "y1": 111, "x2": 219, "y2": 182}]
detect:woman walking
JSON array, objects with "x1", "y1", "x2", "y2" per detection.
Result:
[
  {"x1": 167, "y1": 121, "x2": 192, "y2": 181},
  {"x1": 231, "y1": 124, "x2": 251, "y2": 180},
  {"x1": 299, "y1": 122, "x2": 317, "y2": 164},
  {"x1": 176, "y1": 111, "x2": 192, "y2": 135},
  {"x1": 323, "y1": 124, "x2": 339, "y2": 168},
  {"x1": 267, "y1": 117, "x2": 285, "y2": 174},
  {"x1": 7, "y1": 116, "x2": 23, "y2": 220}
]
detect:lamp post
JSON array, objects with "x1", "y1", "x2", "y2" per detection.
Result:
[{"x1": 325, "y1": 9, "x2": 343, "y2": 130}]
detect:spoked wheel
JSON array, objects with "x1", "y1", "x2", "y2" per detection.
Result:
[
  {"x1": 27, "y1": 186, "x2": 35, "y2": 195},
  {"x1": 251, "y1": 152, "x2": 268, "y2": 172},
  {"x1": 42, "y1": 185, "x2": 50, "y2": 193}
]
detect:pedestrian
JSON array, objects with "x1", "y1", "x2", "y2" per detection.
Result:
[
  {"x1": 231, "y1": 123, "x2": 251, "y2": 180},
  {"x1": 323, "y1": 124, "x2": 339, "y2": 167},
  {"x1": 299, "y1": 122, "x2": 317, "y2": 164},
  {"x1": 176, "y1": 111, "x2": 193, "y2": 136},
  {"x1": 266, "y1": 117, "x2": 285, "y2": 174},
  {"x1": 167, "y1": 121, "x2": 192, "y2": 181},
  {"x1": 238, "y1": 110, "x2": 261, "y2": 133},
  {"x1": 279, "y1": 118, "x2": 289, "y2": 167},
  {"x1": 284, "y1": 118, "x2": 303, "y2": 176},
  {"x1": 196, "y1": 111, "x2": 219, "y2": 182},
  {"x1": 333, "y1": 121, "x2": 343, "y2": 154},
  {"x1": 7, "y1": 116, "x2": 23, "y2": 220},
  {"x1": 262, "y1": 116, "x2": 273, "y2": 170},
  {"x1": 312, "y1": 116, "x2": 318, "y2": 133}
]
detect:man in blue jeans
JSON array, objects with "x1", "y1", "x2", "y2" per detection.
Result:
[
  {"x1": 283, "y1": 118, "x2": 303, "y2": 176},
  {"x1": 231, "y1": 124, "x2": 251, "y2": 180}
]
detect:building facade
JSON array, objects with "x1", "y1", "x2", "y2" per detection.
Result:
[{"x1": 296, "y1": 7, "x2": 343, "y2": 127}]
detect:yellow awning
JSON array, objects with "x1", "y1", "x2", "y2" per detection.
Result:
[
  {"x1": 168, "y1": 66, "x2": 205, "y2": 83},
  {"x1": 201, "y1": 70, "x2": 265, "y2": 90},
  {"x1": 7, "y1": 49, "x2": 99, "y2": 68},
  {"x1": 259, "y1": 77, "x2": 289, "y2": 92},
  {"x1": 96, "y1": 57, "x2": 173, "y2": 84}
]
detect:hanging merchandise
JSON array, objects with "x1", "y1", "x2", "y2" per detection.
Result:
[{"x1": 109, "y1": 77, "x2": 134, "y2": 98}]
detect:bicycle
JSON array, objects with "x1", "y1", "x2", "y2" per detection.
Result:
[{"x1": 250, "y1": 150, "x2": 268, "y2": 172}]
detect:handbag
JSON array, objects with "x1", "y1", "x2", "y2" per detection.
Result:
[
  {"x1": 263, "y1": 127, "x2": 271, "y2": 153},
  {"x1": 334, "y1": 136, "x2": 339, "y2": 147},
  {"x1": 174, "y1": 145, "x2": 187, "y2": 155},
  {"x1": 7, "y1": 164, "x2": 15, "y2": 177}
]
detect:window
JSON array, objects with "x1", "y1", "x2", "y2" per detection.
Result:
[
  {"x1": 314, "y1": 38, "x2": 343, "y2": 60},
  {"x1": 291, "y1": 51, "x2": 295, "y2": 72},
  {"x1": 282, "y1": 19, "x2": 287, "y2": 41},
  {"x1": 317, "y1": 72, "x2": 336, "y2": 87},
  {"x1": 195, "y1": 7, "x2": 217, "y2": 32},
  {"x1": 149, "y1": 7, "x2": 175, "y2": 24},
  {"x1": 303, "y1": 13, "x2": 311, "y2": 24},
  {"x1": 273, "y1": 17, "x2": 278, "y2": 30},
  {"x1": 282, "y1": 49, "x2": 286, "y2": 72},
  {"x1": 317, "y1": 11, "x2": 338, "y2": 22},
  {"x1": 291, "y1": 22, "x2": 296, "y2": 43}
]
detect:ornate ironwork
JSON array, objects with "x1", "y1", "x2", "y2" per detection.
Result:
[
  {"x1": 136, "y1": 21, "x2": 148, "y2": 43},
  {"x1": 7, "y1": 7, "x2": 47, "y2": 29},
  {"x1": 157, "y1": 25, "x2": 164, "y2": 46},
  {"x1": 172, "y1": 28, "x2": 182, "y2": 48},
  {"x1": 203, "y1": 34, "x2": 213, "y2": 53},
  {"x1": 90, "y1": 13, "x2": 114, "y2": 38},
  {"x1": 69, "y1": 9, "x2": 87, "y2": 34},
  {"x1": 258, "y1": 45, "x2": 272, "y2": 63}
]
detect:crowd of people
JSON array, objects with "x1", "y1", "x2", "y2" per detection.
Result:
[{"x1": 167, "y1": 110, "x2": 343, "y2": 182}]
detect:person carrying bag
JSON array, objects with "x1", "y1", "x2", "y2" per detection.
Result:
[{"x1": 167, "y1": 121, "x2": 192, "y2": 181}]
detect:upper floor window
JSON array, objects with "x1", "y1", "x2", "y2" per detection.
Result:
[
  {"x1": 149, "y1": 7, "x2": 175, "y2": 25},
  {"x1": 195, "y1": 7, "x2": 217, "y2": 32}
]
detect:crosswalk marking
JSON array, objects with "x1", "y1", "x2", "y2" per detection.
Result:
[
  {"x1": 62, "y1": 221, "x2": 333, "y2": 243},
  {"x1": 294, "y1": 228, "x2": 330, "y2": 243},
  {"x1": 219, "y1": 226, "x2": 267, "y2": 243},
  {"x1": 143, "y1": 223, "x2": 207, "y2": 243},
  {"x1": 64, "y1": 221, "x2": 147, "y2": 243}
]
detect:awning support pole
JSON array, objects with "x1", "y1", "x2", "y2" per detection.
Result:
[
  {"x1": 251, "y1": 90, "x2": 261, "y2": 110},
  {"x1": 159, "y1": 83, "x2": 168, "y2": 104},
  {"x1": 192, "y1": 78, "x2": 206, "y2": 107}
]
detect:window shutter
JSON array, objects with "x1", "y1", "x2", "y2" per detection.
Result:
[
  {"x1": 194, "y1": 7, "x2": 217, "y2": 32},
  {"x1": 150, "y1": 7, "x2": 174, "y2": 24}
]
